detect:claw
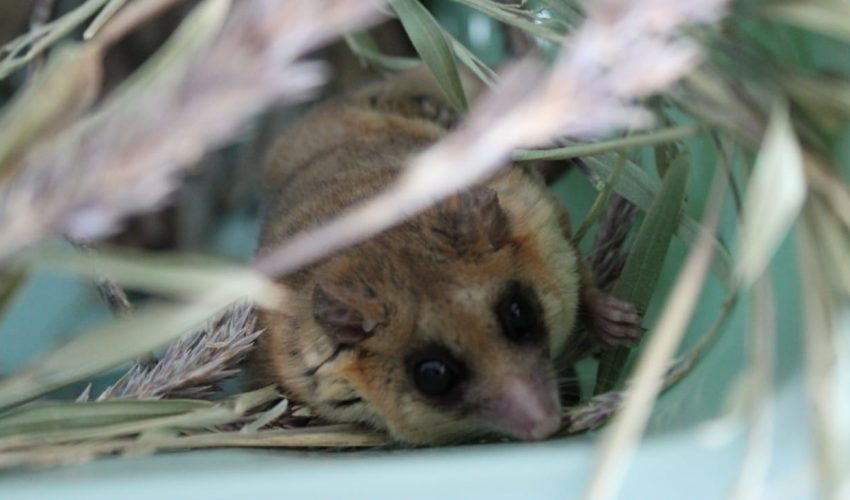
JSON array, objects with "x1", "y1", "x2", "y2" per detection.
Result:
[{"x1": 583, "y1": 290, "x2": 644, "y2": 348}]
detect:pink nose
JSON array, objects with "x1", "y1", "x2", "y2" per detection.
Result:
[{"x1": 486, "y1": 378, "x2": 562, "y2": 441}]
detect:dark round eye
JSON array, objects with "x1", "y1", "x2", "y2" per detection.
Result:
[
  {"x1": 497, "y1": 282, "x2": 543, "y2": 342},
  {"x1": 413, "y1": 359, "x2": 458, "y2": 396}
]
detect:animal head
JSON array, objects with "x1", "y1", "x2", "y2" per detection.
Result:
[{"x1": 267, "y1": 171, "x2": 580, "y2": 444}]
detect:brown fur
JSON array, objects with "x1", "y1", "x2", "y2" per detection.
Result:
[{"x1": 253, "y1": 69, "x2": 633, "y2": 444}]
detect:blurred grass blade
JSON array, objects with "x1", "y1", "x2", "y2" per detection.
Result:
[
  {"x1": 0, "y1": 399, "x2": 211, "y2": 437},
  {"x1": 595, "y1": 153, "x2": 691, "y2": 394},
  {"x1": 761, "y1": 1, "x2": 850, "y2": 44},
  {"x1": 92, "y1": 0, "x2": 231, "y2": 117},
  {"x1": 392, "y1": 0, "x2": 468, "y2": 111},
  {"x1": 344, "y1": 33, "x2": 420, "y2": 71},
  {"x1": 0, "y1": 45, "x2": 102, "y2": 177},
  {"x1": 0, "y1": 295, "x2": 263, "y2": 413},
  {"x1": 737, "y1": 101, "x2": 806, "y2": 286},
  {"x1": 27, "y1": 246, "x2": 278, "y2": 304}
]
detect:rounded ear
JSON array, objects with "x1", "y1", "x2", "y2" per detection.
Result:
[
  {"x1": 311, "y1": 281, "x2": 388, "y2": 344},
  {"x1": 432, "y1": 186, "x2": 510, "y2": 253}
]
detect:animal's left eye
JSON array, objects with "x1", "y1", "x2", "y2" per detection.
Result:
[{"x1": 496, "y1": 281, "x2": 544, "y2": 343}]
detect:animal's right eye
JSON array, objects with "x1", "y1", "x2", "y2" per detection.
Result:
[{"x1": 413, "y1": 359, "x2": 458, "y2": 396}]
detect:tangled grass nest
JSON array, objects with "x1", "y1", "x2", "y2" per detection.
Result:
[{"x1": 0, "y1": 0, "x2": 848, "y2": 498}]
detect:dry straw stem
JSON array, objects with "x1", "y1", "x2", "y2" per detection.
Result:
[
  {"x1": 798, "y1": 207, "x2": 850, "y2": 498},
  {"x1": 582, "y1": 170, "x2": 727, "y2": 500},
  {"x1": 728, "y1": 276, "x2": 776, "y2": 500},
  {"x1": 0, "y1": 425, "x2": 387, "y2": 469},
  {"x1": 255, "y1": 0, "x2": 728, "y2": 278},
  {"x1": 561, "y1": 286, "x2": 736, "y2": 435},
  {"x1": 0, "y1": 0, "x2": 383, "y2": 263},
  {"x1": 0, "y1": 385, "x2": 279, "y2": 451},
  {"x1": 0, "y1": 0, "x2": 110, "y2": 80}
]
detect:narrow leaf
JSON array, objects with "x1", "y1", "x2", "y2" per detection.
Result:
[
  {"x1": 581, "y1": 154, "x2": 735, "y2": 290},
  {"x1": 445, "y1": 32, "x2": 498, "y2": 88},
  {"x1": 392, "y1": 0, "x2": 468, "y2": 111},
  {"x1": 596, "y1": 153, "x2": 691, "y2": 394}
]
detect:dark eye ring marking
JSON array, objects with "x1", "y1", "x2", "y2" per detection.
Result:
[{"x1": 496, "y1": 281, "x2": 546, "y2": 344}]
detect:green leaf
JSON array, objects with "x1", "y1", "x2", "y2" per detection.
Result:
[
  {"x1": 737, "y1": 100, "x2": 806, "y2": 285},
  {"x1": 581, "y1": 154, "x2": 734, "y2": 290},
  {"x1": 595, "y1": 153, "x2": 691, "y2": 394},
  {"x1": 392, "y1": 0, "x2": 468, "y2": 111}
]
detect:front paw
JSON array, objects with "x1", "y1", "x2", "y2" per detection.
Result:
[{"x1": 584, "y1": 291, "x2": 643, "y2": 348}]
